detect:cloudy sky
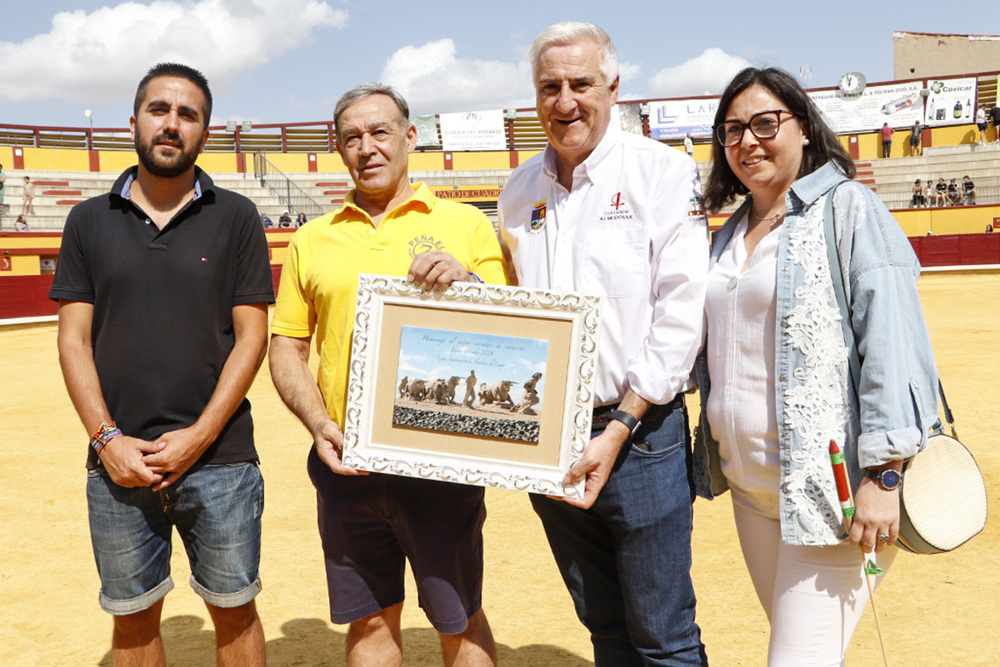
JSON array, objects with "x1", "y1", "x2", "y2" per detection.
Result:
[{"x1": 0, "y1": 0, "x2": 987, "y2": 130}]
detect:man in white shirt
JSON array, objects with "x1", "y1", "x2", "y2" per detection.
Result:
[{"x1": 498, "y1": 21, "x2": 709, "y2": 666}]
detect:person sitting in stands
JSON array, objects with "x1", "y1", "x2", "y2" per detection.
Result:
[
  {"x1": 946, "y1": 179, "x2": 961, "y2": 206},
  {"x1": 935, "y1": 178, "x2": 947, "y2": 207},
  {"x1": 296, "y1": 212, "x2": 307, "y2": 226},
  {"x1": 963, "y1": 176, "x2": 977, "y2": 205},
  {"x1": 260, "y1": 212, "x2": 273, "y2": 228},
  {"x1": 14, "y1": 214, "x2": 30, "y2": 231},
  {"x1": 911, "y1": 179, "x2": 924, "y2": 207},
  {"x1": 278, "y1": 210, "x2": 292, "y2": 227},
  {"x1": 924, "y1": 179, "x2": 935, "y2": 207}
]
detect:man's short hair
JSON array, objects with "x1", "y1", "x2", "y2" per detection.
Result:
[
  {"x1": 333, "y1": 83, "x2": 410, "y2": 142},
  {"x1": 133, "y1": 63, "x2": 213, "y2": 131},
  {"x1": 530, "y1": 22, "x2": 618, "y2": 85}
]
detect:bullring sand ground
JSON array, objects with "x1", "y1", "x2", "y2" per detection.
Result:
[{"x1": 1, "y1": 273, "x2": 998, "y2": 666}]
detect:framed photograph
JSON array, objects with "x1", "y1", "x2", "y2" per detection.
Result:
[{"x1": 342, "y1": 274, "x2": 602, "y2": 499}]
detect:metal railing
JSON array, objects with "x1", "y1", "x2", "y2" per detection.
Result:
[
  {"x1": 251, "y1": 153, "x2": 325, "y2": 220},
  {"x1": 3, "y1": 70, "x2": 998, "y2": 156}
]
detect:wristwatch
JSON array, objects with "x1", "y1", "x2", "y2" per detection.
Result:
[
  {"x1": 609, "y1": 409, "x2": 641, "y2": 436},
  {"x1": 864, "y1": 468, "x2": 901, "y2": 491}
]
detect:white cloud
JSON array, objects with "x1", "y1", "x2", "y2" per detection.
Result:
[
  {"x1": 381, "y1": 38, "x2": 534, "y2": 115},
  {"x1": 648, "y1": 48, "x2": 751, "y2": 97},
  {"x1": 399, "y1": 351, "x2": 427, "y2": 365},
  {"x1": 517, "y1": 358, "x2": 547, "y2": 374},
  {"x1": 618, "y1": 61, "x2": 641, "y2": 84},
  {"x1": 0, "y1": 0, "x2": 348, "y2": 117},
  {"x1": 397, "y1": 364, "x2": 456, "y2": 382},
  {"x1": 425, "y1": 366, "x2": 454, "y2": 381},
  {"x1": 381, "y1": 41, "x2": 638, "y2": 115}
]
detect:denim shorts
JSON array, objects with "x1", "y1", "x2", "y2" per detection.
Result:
[
  {"x1": 86, "y1": 461, "x2": 264, "y2": 615},
  {"x1": 307, "y1": 446, "x2": 485, "y2": 634}
]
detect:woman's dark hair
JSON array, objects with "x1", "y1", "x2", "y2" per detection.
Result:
[{"x1": 703, "y1": 67, "x2": 855, "y2": 212}]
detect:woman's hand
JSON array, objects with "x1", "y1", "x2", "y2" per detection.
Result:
[{"x1": 850, "y1": 476, "x2": 900, "y2": 553}]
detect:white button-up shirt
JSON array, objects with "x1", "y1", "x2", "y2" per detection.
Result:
[{"x1": 499, "y1": 124, "x2": 709, "y2": 406}]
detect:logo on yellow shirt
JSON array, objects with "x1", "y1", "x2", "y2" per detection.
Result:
[{"x1": 409, "y1": 234, "x2": 444, "y2": 257}]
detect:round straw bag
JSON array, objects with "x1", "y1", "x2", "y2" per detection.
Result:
[{"x1": 897, "y1": 434, "x2": 988, "y2": 554}]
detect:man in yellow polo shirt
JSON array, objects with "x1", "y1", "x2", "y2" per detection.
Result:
[{"x1": 269, "y1": 83, "x2": 505, "y2": 667}]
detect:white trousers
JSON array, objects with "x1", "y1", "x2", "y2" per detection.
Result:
[{"x1": 731, "y1": 487, "x2": 895, "y2": 667}]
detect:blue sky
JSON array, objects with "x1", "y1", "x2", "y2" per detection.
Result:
[{"x1": 0, "y1": 1, "x2": 990, "y2": 130}]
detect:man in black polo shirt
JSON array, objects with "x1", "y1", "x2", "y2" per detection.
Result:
[
  {"x1": 50, "y1": 63, "x2": 273, "y2": 666},
  {"x1": 963, "y1": 175, "x2": 977, "y2": 205}
]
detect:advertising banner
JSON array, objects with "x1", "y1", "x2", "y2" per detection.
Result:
[
  {"x1": 809, "y1": 82, "x2": 924, "y2": 133},
  {"x1": 648, "y1": 98, "x2": 719, "y2": 140},
  {"x1": 412, "y1": 115, "x2": 440, "y2": 147},
  {"x1": 439, "y1": 110, "x2": 506, "y2": 151},
  {"x1": 923, "y1": 77, "x2": 978, "y2": 127}
]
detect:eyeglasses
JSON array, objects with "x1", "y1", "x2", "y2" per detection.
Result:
[{"x1": 714, "y1": 110, "x2": 800, "y2": 147}]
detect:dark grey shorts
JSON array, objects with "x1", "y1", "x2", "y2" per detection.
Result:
[{"x1": 307, "y1": 446, "x2": 485, "y2": 634}]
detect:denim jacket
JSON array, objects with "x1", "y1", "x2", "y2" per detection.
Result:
[{"x1": 692, "y1": 162, "x2": 939, "y2": 545}]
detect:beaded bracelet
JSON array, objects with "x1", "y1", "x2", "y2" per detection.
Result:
[{"x1": 90, "y1": 421, "x2": 123, "y2": 455}]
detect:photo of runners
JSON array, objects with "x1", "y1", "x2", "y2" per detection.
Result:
[
  {"x1": 393, "y1": 326, "x2": 547, "y2": 443},
  {"x1": 2, "y1": 8, "x2": 1000, "y2": 667}
]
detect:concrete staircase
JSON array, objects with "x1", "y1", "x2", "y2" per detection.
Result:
[
  {"x1": 863, "y1": 142, "x2": 1000, "y2": 209},
  {"x1": 2, "y1": 172, "x2": 116, "y2": 232},
  {"x1": 6, "y1": 142, "x2": 996, "y2": 233},
  {"x1": 1, "y1": 170, "x2": 352, "y2": 231}
]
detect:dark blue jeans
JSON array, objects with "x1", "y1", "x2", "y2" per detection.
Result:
[{"x1": 531, "y1": 401, "x2": 708, "y2": 666}]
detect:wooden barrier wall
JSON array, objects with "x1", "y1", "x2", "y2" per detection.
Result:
[
  {"x1": 3, "y1": 232, "x2": 999, "y2": 321},
  {"x1": 910, "y1": 232, "x2": 1000, "y2": 267}
]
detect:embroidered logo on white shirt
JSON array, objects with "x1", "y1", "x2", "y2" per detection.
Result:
[
  {"x1": 530, "y1": 200, "x2": 547, "y2": 232},
  {"x1": 599, "y1": 192, "x2": 634, "y2": 222}
]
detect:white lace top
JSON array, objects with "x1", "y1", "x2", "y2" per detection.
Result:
[{"x1": 704, "y1": 212, "x2": 781, "y2": 496}]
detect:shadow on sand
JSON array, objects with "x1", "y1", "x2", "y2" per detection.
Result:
[{"x1": 99, "y1": 614, "x2": 594, "y2": 666}]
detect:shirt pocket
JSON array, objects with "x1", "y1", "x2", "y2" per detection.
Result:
[{"x1": 582, "y1": 227, "x2": 647, "y2": 298}]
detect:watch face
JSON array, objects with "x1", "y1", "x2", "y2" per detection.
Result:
[{"x1": 879, "y1": 469, "x2": 901, "y2": 490}]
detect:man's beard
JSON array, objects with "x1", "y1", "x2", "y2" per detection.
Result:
[{"x1": 135, "y1": 129, "x2": 199, "y2": 178}]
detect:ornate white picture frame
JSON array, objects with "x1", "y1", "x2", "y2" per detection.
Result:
[{"x1": 342, "y1": 274, "x2": 602, "y2": 499}]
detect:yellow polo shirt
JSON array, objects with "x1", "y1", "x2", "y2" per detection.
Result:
[{"x1": 271, "y1": 182, "x2": 508, "y2": 425}]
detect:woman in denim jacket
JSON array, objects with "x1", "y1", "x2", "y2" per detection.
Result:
[{"x1": 695, "y1": 67, "x2": 939, "y2": 665}]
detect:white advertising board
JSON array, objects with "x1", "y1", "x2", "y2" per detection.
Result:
[
  {"x1": 648, "y1": 98, "x2": 719, "y2": 140},
  {"x1": 439, "y1": 110, "x2": 506, "y2": 151},
  {"x1": 923, "y1": 77, "x2": 978, "y2": 127},
  {"x1": 809, "y1": 82, "x2": 924, "y2": 133}
]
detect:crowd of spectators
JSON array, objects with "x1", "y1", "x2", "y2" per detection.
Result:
[
  {"x1": 911, "y1": 176, "x2": 976, "y2": 207},
  {"x1": 261, "y1": 210, "x2": 308, "y2": 228}
]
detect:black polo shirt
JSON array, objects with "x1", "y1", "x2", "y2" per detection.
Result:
[{"x1": 50, "y1": 166, "x2": 275, "y2": 469}]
